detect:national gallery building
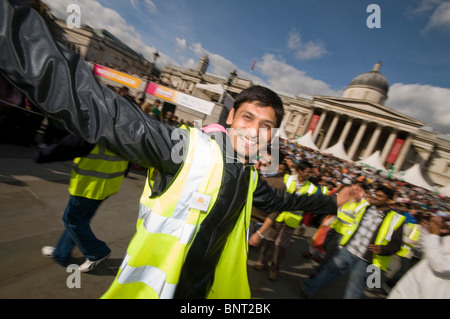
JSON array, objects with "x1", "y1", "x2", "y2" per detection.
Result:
[
  {"x1": 37, "y1": 1, "x2": 449, "y2": 190},
  {"x1": 161, "y1": 59, "x2": 450, "y2": 189}
]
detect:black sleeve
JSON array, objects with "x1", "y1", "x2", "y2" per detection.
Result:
[
  {"x1": 252, "y1": 177, "x2": 338, "y2": 216},
  {"x1": 0, "y1": 0, "x2": 187, "y2": 175},
  {"x1": 33, "y1": 134, "x2": 95, "y2": 163}
]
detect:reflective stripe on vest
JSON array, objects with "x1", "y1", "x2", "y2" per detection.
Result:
[
  {"x1": 68, "y1": 144, "x2": 128, "y2": 200},
  {"x1": 331, "y1": 200, "x2": 369, "y2": 235},
  {"x1": 283, "y1": 174, "x2": 296, "y2": 193},
  {"x1": 321, "y1": 186, "x2": 330, "y2": 195},
  {"x1": 102, "y1": 128, "x2": 257, "y2": 299},
  {"x1": 105, "y1": 128, "x2": 217, "y2": 299},
  {"x1": 373, "y1": 212, "x2": 405, "y2": 270},
  {"x1": 397, "y1": 223, "x2": 420, "y2": 257}
]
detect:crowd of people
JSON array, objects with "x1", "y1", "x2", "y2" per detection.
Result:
[
  {"x1": 0, "y1": 0, "x2": 448, "y2": 299},
  {"x1": 1, "y1": 70, "x2": 449, "y2": 298},
  {"x1": 249, "y1": 140, "x2": 450, "y2": 298}
]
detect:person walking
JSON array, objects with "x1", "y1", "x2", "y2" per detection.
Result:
[
  {"x1": 254, "y1": 160, "x2": 319, "y2": 280},
  {"x1": 36, "y1": 134, "x2": 129, "y2": 272},
  {"x1": 388, "y1": 215, "x2": 450, "y2": 298},
  {"x1": 299, "y1": 185, "x2": 405, "y2": 299}
]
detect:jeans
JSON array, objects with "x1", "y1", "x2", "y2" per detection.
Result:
[
  {"x1": 304, "y1": 247, "x2": 370, "y2": 299},
  {"x1": 53, "y1": 195, "x2": 111, "y2": 265}
]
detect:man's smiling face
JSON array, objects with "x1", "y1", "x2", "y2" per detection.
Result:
[{"x1": 226, "y1": 101, "x2": 276, "y2": 162}]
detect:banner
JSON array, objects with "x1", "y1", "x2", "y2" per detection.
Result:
[
  {"x1": 307, "y1": 115, "x2": 321, "y2": 132},
  {"x1": 146, "y1": 83, "x2": 215, "y2": 115},
  {"x1": 386, "y1": 138, "x2": 405, "y2": 164},
  {"x1": 94, "y1": 65, "x2": 142, "y2": 89}
]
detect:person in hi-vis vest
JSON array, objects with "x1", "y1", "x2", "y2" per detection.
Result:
[
  {"x1": 253, "y1": 160, "x2": 318, "y2": 280},
  {"x1": 299, "y1": 185, "x2": 405, "y2": 299},
  {"x1": 0, "y1": 2, "x2": 360, "y2": 298},
  {"x1": 36, "y1": 134, "x2": 128, "y2": 272}
]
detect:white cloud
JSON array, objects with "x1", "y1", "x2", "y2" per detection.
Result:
[
  {"x1": 387, "y1": 83, "x2": 450, "y2": 134},
  {"x1": 130, "y1": 0, "x2": 159, "y2": 15},
  {"x1": 425, "y1": 2, "x2": 450, "y2": 31},
  {"x1": 287, "y1": 29, "x2": 328, "y2": 60},
  {"x1": 46, "y1": 0, "x2": 176, "y2": 66},
  {"x1": 175, "y1": 37, "x2": 187, "y2": 50},
  {"x1": 256, "y1": 54, "x2": 341, "y2": 97},
  {"x1": 409, "y1": 0, "x2": 450, "y2": 32}
]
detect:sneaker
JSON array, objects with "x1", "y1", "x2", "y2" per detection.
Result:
[
  {"x1": 41, "y1": 246, "x2": 55, "y2": 257},
  {"x1": 298, "y1": 280, "x2": 310, "y2": 299},
  {"x1": 253, "y1": 263, "x2": 265, "y2": 271},
  {"x1": 268, "y1": 270, "x2": 278, "y2": 280},
  {"x1": 79, "y1": 254, "x2": 110, "y2": 273}
]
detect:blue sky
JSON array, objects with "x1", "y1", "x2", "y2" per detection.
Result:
[{"x1": 46, "y1": 0, "x2": 450, "y2": 134}]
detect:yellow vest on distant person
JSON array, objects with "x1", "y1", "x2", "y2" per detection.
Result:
[
  {"x1": 276, "y1": 177, "x2": 318, "y2": 229},
  {"x1": 341, "y1": 209, "x2": 405, "y2": 271},
  {"x1": 102, "y1": 127, "x2": 258, "y2": 299},
  {"x1": 68, "y1": 144, "x2": 128, "y2": 200},
  {"x1": 331, "y1": 199, "x2": 370, "y2": 236},
  {"x1": 396, "y1": 223, "x2": 421, "y2": 258}
]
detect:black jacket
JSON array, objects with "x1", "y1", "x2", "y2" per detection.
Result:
[
  {"x1": 33, "y1": 133, "x2": 95, "y2": 164},
  {"x1": 0, "y1": 0, "x2": 338, "y2": 298}
]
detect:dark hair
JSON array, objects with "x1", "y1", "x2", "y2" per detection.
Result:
[
  {"x1": 376, "y1": 185, "x2": 395, "y2": 200},
  {"x1": 353, "y1": 181, "x2": 369, "y2": 191},
  {"x1": 296, "y1": 160, "x2": 313, "y2": 171},
  {"x1": 233, "y1": 85, "x2": 284, "y2": 127}
]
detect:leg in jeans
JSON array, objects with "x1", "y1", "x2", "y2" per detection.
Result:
[
  {"x1": 344, "y1": 258, "x2": 370, "y2": 299},
  {"x1": 53, "y1": 195, "x2": 110, "y2": 263},
  {"x1": 303, "y1": 247, "x2": 356, "y2": 297}
]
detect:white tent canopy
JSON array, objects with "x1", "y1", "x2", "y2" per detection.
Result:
[
  {"x1": 439, "y1": 184, "x2": 450, "y2": 197},
  {"x1": 400, "y1": 163, "x2": 434, "y2": 191},
  {"x1": 291, "y1": 130, "x2": 318, "y2": 150},
  {"x1": 323, "y1": 140, "x2": 352, "y2": 161},
  {"x1": 277, "y1": 123, "x2": 289, "y2": 140},
  {"x1": 358, "y1": 150, "x2": 386, "y2": 171}
]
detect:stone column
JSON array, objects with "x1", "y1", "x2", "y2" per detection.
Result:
[
  {"x1": 338, "y1": 117, "x2": 353, "y2": 143},
  {"x1": 364, "y1": 124, "x2": 382, "y2": 158},
  {"x1": 312, "y1": 110, "x2": 327, "y2": 141},
  {"x1": 348, "y1": 120, "x2": 368, "y2": 160},
  {"x1": 393, "y1": 133, "x2": 413, "y2": 172},
  {"x1": 381, "y1": 129, "x2": 398, "y2": 163},
  {"x1": 321, "y1": 113, "x2": 340, "y2": 150},
  {"x1": 292, "y1": 113, "x2": 305, "y2": 138}
]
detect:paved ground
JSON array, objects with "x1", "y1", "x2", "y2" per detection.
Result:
[{"x1": 0, "y1": 142, "x2": 390, "y2": 300}]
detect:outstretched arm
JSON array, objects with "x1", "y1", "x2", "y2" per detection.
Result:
[{"x1": 0, "y1": 1, "x2": 186, "y2": 174}]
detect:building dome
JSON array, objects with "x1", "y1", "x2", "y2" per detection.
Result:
[
  {"x1": 343, "y1": 62, "x2": 389, "y2": 105},
  {"x1": 197, "y1": 55, "x2": 209, "y2": 74}
]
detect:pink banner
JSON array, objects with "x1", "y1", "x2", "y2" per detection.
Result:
[
  {"x1": 387, "y1": 138, "x2": 405, "y2": 164},
  {"x1": 308, "y1": 115, "x2": 320, "y2": 132},
  {"x1": 93, "y1": 64, "x2": 142, "y2": 89}
]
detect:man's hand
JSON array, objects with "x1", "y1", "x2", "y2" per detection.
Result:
[
  {"x1": 336, "y1": 185, "x2": 363, "y2": 207},
  {"x1": 368, "y1": 244, "x2": 383, "y2": 254},
  {"x1": 249, "y1": 232, "x2": 262, "y2": 247}
]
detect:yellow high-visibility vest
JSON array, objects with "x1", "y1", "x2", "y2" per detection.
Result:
[
  {"x1": 396, "y1": 223, "x2": 421, "y2": 258},
  {"x1": 341, "y1": 209, "x2": 405, "y2": 271},
  {"x1": 102, "y1": 127, "x2": 258, "y2": 299},
  {"x1": 276, "y1": 179, "x2": 318, "y2": 229},
  {"x1": 372, "y1": 211, "x2": 405, "y2": 270},
  {"x1": 331, "y1": 199, "x2": 370, "y2": 236},
  {"x1": 68, "y1": 144, "x2": 128, "y2": 200}
]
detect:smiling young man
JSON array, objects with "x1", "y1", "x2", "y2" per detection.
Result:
[{"x1": 0, "y1": 0, "x2": 355, "y2": 299}]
